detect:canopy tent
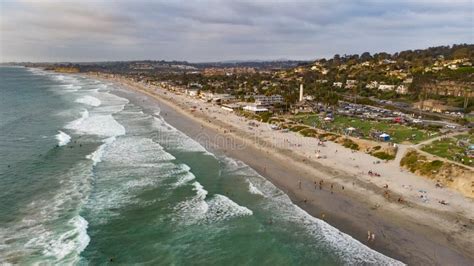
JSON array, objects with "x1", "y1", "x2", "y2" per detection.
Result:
[{"x1": 379, "y1": 133, "x2": 391, "y2": 141}]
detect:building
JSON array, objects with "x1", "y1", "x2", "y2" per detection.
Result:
[
  {"x1": 291, "y1": 100, "x2": 315, "y2": 114},
  {"x1": 185, "y1": 89, "x2": 199, "y2": 97},
  {"x1": 203, "y1": 67, "x2": 256, "y2": 76},
  {"x1": 366, "y1": 81, "x2": 379, "y2": 89},
  {"x1": 345, "y1": 80, "x2": 358, "y2": 89},
  {"x1": 211, "y1": 94, "x2": 236, "y2": 104},
  {"x1": 243, "y1": 104, "x2": 269, "y2": 113},
  {"x1": 378, "y1": 84, "x2": 396, "y2": 92},
  {"x1": 396, "y1": 85, "x2": 409, "y2": 95},
  {"x1": 333, "y1": 82, "x2": 343, "y2": 88},
  {"x1": 422, "y1": 81, "x2": 474, "y2": 97},
  {"x1": 221, "y1": 103, "x2": 242, "y2": 112},
  {"x1": 254, "y1": 95, "x2": 284, "y2": 106},
  {"x1": 414, "y1": 100, "x2": 463, "y2": 113}
]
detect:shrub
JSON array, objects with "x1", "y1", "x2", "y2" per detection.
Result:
[
  {"x1": 299, "y1": 128, "x2": 318, "y2": 137},
  {"x1": 400, "y1": 150, "x2": 422, "y2": 171},
  {"x1": 290, "y1": 125, "x2": 308, "y2": 132},
  {"x1": 419, "y1": 160, "x2": 444, "y2": 175},
  {"x1": 401, "y1": 150, "x2": 443, "y2": 175},
  {"x1": 372, "y1": 151, "x2": 395, "y2": 160},
  {"x1": 342, "y1": 138, "x2": 359, "y2": 150}
]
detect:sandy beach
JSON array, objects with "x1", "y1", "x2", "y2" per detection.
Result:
[{"x1": 95, "y1": 74, "x2": 474, "y2": 265}]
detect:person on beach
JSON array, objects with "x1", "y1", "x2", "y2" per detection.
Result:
[
  {"x1": 298, "y1": 180, "x2": 302, "y2": 189},
  {"x1": 367, "y1": 231, "x2": 371, "y2": 242}
]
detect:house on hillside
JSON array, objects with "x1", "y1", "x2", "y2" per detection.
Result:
[
  {"x1": 291, "y1": 100, "x2": 316, "y2": 114},
  {"x1": 396, "y1": 85, "x2": 409, "y2": 95},
  {"x1": 414, "y1": 99, "x2": 463, "y2": 113},
  {"x1": 333, "y1": 82, "x2": 343, "y2": 88},
  {"x1": 378, "y1": 84, "x2": 396, "y2": 92}
]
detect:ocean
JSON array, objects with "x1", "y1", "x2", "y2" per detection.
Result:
[{"x1": 0, "y1": 66, "x2": 402, "y2": 265}]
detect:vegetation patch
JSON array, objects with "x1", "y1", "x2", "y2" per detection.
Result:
[
  {"x1": 400, "y1": 150, "x2": 444, "y2": 177},
  {"x1": 421, "y1": 136, "x2": 473, "y2": 167},
  {"x1": 299, "y1": 128, "x2": 318, "y2": 137},
  {"x1": 258, "y1": 112, "x2": 272, "y2": 123},
  {"x1": 289, "y1": 125, "x2": 309, "y2": 132},
  {"x1": 371, "y1": 151, "x2": 395, "y2": 160},
  {"x1": 341, "y1": 138, "x2": 359, "y2": 150},
  {"x1": 297, "y1": 114, "x2": 438, "y2": 144}
]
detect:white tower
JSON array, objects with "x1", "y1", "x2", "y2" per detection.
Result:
[{"x1": 299, "y1": 84, "x2": 304, "y2": 102}]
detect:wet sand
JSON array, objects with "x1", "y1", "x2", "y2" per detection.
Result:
[{"x1": 103, "y1": 76, "x2": 474, "y2": 265}]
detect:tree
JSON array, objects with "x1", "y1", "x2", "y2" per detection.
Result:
[
  {"x1": 360, "y1": 52, "x2": 372, "y2": 61},
  {"x1": 453, "y1": 47, "x2": 469, "y2": 59}
]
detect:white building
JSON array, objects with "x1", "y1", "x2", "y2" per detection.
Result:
[
  {"x1": 333, "y1": 82, "x2": 343, "y2": 88},
  {"x1": 366, "y1": 81, "x2": 379, "y2": 89},
  {"x1": 378, "y1": 85, "x2": 396, "y2": 92},
  {"x1": 221, "y1": 103, "x2": 241, "y2": 111},
  {"x1": 396, "y1": 85, "x2": 409, "y2": 95},
  {"x1": 185, "y1": 89, "x2": 199, "y2": 97}
]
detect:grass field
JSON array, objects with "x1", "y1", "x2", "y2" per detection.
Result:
[
  {"x1": 295, "y1": 114, "x2": 438, "y2": 144},
  {"x1": 421, "y1": 135, "x2": 473, "y2": 167}
]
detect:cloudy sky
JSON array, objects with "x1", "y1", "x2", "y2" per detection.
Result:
[{"x1": 0, "y1": 0, "x2": 472, "y2": 62}]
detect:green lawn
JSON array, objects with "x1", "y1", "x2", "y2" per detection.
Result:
[
  {"x1": 421, "y1": 136, "x2": 473, "y2": 167},
  {"x1": 454, "y1": 134, "x2": 474, "y2": 143},
  {"x1": 294, "y1": 114, "x2": 438, "y2": 144}
]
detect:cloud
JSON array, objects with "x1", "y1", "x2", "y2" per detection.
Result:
[{"x1": 0, "y1": 0, "x2": 472, "y2": 62}]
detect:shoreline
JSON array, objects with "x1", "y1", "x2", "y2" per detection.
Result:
[{"x1": 94, "y1": 74, "x2": 473, "y2": 265}]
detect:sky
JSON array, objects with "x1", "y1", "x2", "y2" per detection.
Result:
[{"x1": 0, "y1": 0, "x2": 473, "y2": 62}]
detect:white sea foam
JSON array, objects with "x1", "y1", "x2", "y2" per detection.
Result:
[
  {"x1": 84, "y1": 135, "x2": 182, "y2": 223},
  {"x1": 43, "y1": 216, "x2": 89, "y2": 262},
  {"x1": 175, "y1": 182, "x2": 253, "y2": 225},
  {"x1": 2, "y1": 163, "x2": 94, "y2": 264},
  {"x1": 152, "y1": 116, "x2": 214, "y2": 156},
  {"x1": 53, "y1": 75, "x2": 65, "y2": 81},
  {"x1": 102, "y1": 137, "x2": 175, "y2": 164},
  {"x1": 206, "y1": 195, "x2": 253, "y2": 222},
  {"x1": 65, "y1": 110, "x2": 125, "y2": 137},
  {"x1": 75, "y1": 96, "x2": 101, "y2": 107},
  {"x1": 60, "y1": 84, "x2": 82, "y2": 91},
  {"x1": 220, "y1": 156, "x2": 403, "y2": 265},
  {"x1": 86, "y1": 137, "x2": 116, "y2": 166},
  {"x1": 55, "y1": 131, "x2": 71, "y2": 146},
  {"x1": 173, "y1": 164, "x2": 196, "y2": 187},
  {"x1": 294, "y1": 204, "x2": 402, "y2": 265},
  {"x1": 247, "y1": 180, "x2": 265, "y2": 196}
]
